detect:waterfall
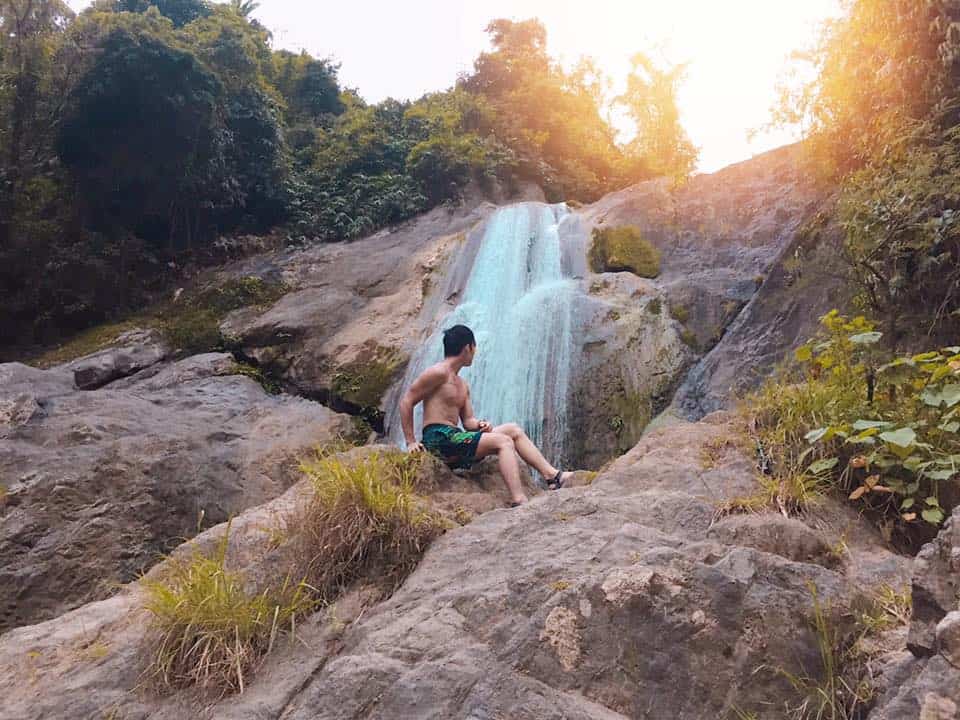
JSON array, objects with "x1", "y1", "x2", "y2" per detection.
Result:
[{"x1": 388, "y1": 202, "x2": 578, "y2": 468}]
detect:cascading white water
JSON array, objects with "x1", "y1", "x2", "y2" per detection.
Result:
[{"x1": 389, "y1": 202, "x2": 577, "y2": 467}]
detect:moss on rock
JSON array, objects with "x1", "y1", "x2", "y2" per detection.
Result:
[
  {"x1": 162, "y1": 276, "x2": 288, "y2": 356},
  {"x1": 588, "y1": 226, "x2": 661, "y2": 278},
  {"x1": 330, "y1": 344, "x2": 407, "y2": 414}
]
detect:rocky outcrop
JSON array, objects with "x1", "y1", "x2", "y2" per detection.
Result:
[
  {"x1": 68, "y1": 328, "x2": 169, "y2": 390},
  {"x1": 565, "y1": 272, "x2": 689, "y2": 468},
  {"x1": 0, "y1": 415, "x2": 915, "y2": 720},
  {"x1": 869, "y1": 517, "x2": 960, "y2": 719},
  {"x1": 0, "y1": 354, "x2": 355, "y2": 632},
  {"x1": 563, "y1": 145, "x2": 838, "y2": 459},
  {"x1": 908, "y1": 515, "x2": 960, "y2": 656}
]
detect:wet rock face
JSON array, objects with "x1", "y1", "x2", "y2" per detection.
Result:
[
  {"x1": 565, "y1": 273, "x2": 688, "y2": 469},
  {"x1": 220, "y1": 199, "x2": 507, "y2": 423},
  {"x1": 0, "y1": 355, "x2": 354, "y2": 632},
  {"x1": 563, "y1": 145, "x2": 836, "y2": 464}
]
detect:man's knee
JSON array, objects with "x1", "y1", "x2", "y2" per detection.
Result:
[
  {"x1": 502, "y1": 423, "x2": 524, "y2": 440},
  {"x1": 492, "y1": 432, "x2": 515, "y2": 450}
]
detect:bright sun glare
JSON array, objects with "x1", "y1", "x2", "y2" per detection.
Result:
[{"x1": 67, "y1": 0, "x2": 842, "y2": 173}]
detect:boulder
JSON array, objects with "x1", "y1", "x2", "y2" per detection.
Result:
[
  {"x1": 67, "y1": 328, "x2": 169, "y2": 390},
  {"x1": 908, "y1": 516, "x2": 960, "y2": 656},
  {"x1": 0, "y1": 355, "x2": 355, "y2": 632}
]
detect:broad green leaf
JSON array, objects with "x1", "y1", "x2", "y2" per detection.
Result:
[
  {"x1": 794, "y1": 345, "x2": 813, "y2": 362},
  {"x1": 913, "y1": 351, "x2": 944, "y2": 362},
  {"x1": 805, "y1": 427, "x2": 832, "y2": 444},
  {"x1": 943, "y1": 346, "x2": 960, "y2": 354},
  {"x1": 880, "y1": 427, "x2": 917, "y2": 449},
  {"x1": 808, "y1": 457, "x2": 839, "y2": 475},
  {"x1": 922, "y1": 508, "x2": 945, "y2": 525},
  {"x1": 852, "y1": 420, "x2": 893, "y2": 430},
  {"x1": 925, "y1": 496, "x2": 941, "y2": 507},
  {"x1": 941, "y1": 384, "x2": 960, "y2": 407},
  {"x1": 850, "y1": 332, "x2": 883, "y2": 345},
  {"x1": 922, "y1": 388, "x2": 944, "y2": 407},
  {"x1": 938, "y1": 421, "x2": 960, "y2": 433},
  {"x1": 900, "y1": 498, "x2": 915, "y2": 510},
  {"x1": 906, "y1": 482, "x2": 920, "y2": 494},
  {"x1": 931, "y1": 365, "x2": 953, "y2": 383},
  {"x1": 904, "y1": 455, "x2": 924, "y2": 472},
  {"x1": 924, "y1": 469, "x2": 956, "y2": 481}
]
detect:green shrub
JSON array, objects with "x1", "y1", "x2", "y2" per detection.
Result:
[
  {"x1": 142, "y1": 528, "x2": 313, "y2": 696},
  {"x1": 748, "y1": 310, "x2": 960, "y2": 541},
  {"x1": 588, "y1": 226, "x2": 661, "y2": 278},
  {"x1": 646, "y1": 297, "x2": 662, "y2": 315},
  {"x1": 290, "y1": 450, "x2": 446, "y2": 601}
]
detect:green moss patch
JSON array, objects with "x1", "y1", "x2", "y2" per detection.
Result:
[
  {"x1": 330, "y1": 344, "x2": 406, "y2": 413},
  {"x1": 161, "y1": 276, "x2": 288, "y2": 356},
  {"x1": 669, "y1": 303, "x2": 690, "y2": 324},
  {"x1": 30, "y1": 276, "x2": 289, "y2": 366},
  {"x1": 30, "y1": 318, "x2": 151, "y2": 368},
  {"x1": 588, "y1": 226, "x2": 661, "y2": 278}
]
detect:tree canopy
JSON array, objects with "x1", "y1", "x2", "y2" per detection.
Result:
[{"x1": 0, "y1": 6, "x2": 695, "y2": 354}]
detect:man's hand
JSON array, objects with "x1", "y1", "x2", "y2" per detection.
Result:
[
  {"x1": 407, "y1": 441, "x2": 425, "y2": 454},
  {"x1": 477, "y1": 420, "x2": 492, "y2": 433}
]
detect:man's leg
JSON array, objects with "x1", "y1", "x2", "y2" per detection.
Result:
[
  {"x1": 476, "y1": 432, "x2": 528, "y2": 504},
  {"x1": 492, "y1": 423, "x2": 571, "y2": 486}
]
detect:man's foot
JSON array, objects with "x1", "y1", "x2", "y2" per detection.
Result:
[{"x1": 546, "y1": 470, "x2": 572, "y2": 491}]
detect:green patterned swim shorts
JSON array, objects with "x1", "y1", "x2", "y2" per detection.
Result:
[{"x1": 422, "y1": 423, "x2": 483, "y2": 469}]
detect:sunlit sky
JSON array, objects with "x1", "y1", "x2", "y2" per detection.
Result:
[{"x1": 67, "y1": 0, "x2": 842, "y2": 173}]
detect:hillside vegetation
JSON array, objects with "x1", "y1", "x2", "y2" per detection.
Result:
[{"x1": 0, "y1": 3, "x2": 694, "y2": 355}]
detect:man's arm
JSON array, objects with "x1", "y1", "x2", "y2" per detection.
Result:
[
  {"x1": 399, "y1": 367, "x2": 445, "y2": 448},
  {"x1": 460, "y1": 386, "x2": 491, "y2": 432}
]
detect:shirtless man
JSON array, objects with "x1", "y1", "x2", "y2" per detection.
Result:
[{"x1": 399, "y1": 324, "x2": 573, "y2": 506}]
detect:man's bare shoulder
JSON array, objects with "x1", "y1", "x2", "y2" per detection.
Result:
[{"x1": 415, "y1": 363, "x2": 449, "y2": 385}]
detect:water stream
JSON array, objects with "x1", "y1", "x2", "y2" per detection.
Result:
[{"x1": 388, "y1": 202, "x2": 578, "y2": 467}]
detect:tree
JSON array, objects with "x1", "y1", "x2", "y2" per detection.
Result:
[
  {"x1": 616, "y1": 52, "x2": 697, "y2": 184},
  {"x1": 460, "y1": 18, "x2": 624, "y2": 201},
  {"x1": 0, "y1": 0, "x2": 74, "y2": 242},
  {"x1": 114, "y1": 0, "x2": 210, "y2": 28},
  {"x1": 57, "y1": 27, "x2": 223, "y2": 248},
  {"x1": 229, "y1": 0, "x2": 258, "y2": 18}
]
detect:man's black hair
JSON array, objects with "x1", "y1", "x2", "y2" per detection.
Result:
[{"x1": 443, "y1": 324, "x2": 475, "y2": 357}]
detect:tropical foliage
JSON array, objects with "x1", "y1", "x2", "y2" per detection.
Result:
[
  {"x1": 0, "y1": 7, "x2": 694, "y2": 355},
  {"x1": 779, "y1": 0, "x2": 960, "y2": 341},
  {"x1": 749, "y1": 311, "x2": 960, "y2": 547}
]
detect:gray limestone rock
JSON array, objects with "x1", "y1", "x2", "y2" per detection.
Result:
[
  {"x1": 909, "y1": 517, "x2": 960, "y2": 657},
  {"x1": 0, "y1": 357, "x2": 354, "y2": 632},
  {"x1": 67, "y1": 328, "x2": 169, "y2": 390},
  {"x1": 0, "y1": 419, "x2": 911, "y2": 720}
]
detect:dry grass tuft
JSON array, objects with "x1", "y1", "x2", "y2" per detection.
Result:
[
  {"x1": 142, "y1": 527, "x2": 313, "y2": 697},
  {"x1": 290, "y1": 449, "x2": 446, "y2": 602}
]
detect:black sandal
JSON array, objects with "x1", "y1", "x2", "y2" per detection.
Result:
[{"x1": 546, "y1": 470, "x2": 566, "y2": 491}]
